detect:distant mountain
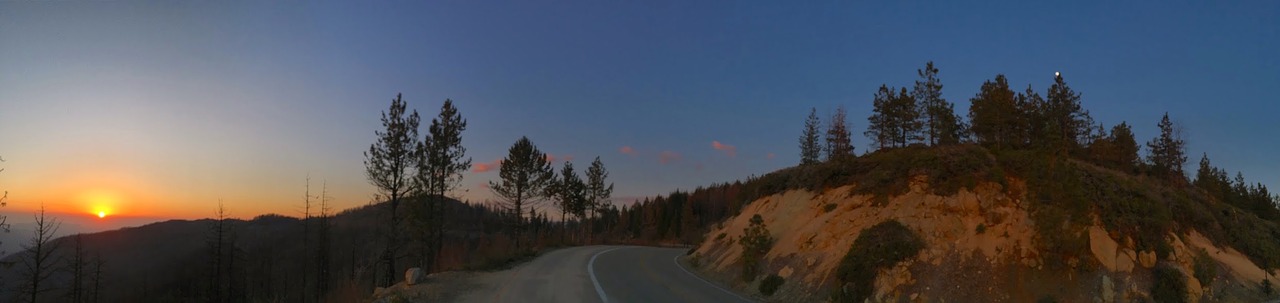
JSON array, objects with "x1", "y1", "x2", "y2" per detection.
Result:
[{"x1": 0, "y1": 197, "x2": 508, "y2": 302}]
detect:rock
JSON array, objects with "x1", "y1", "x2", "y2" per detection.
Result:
[
  {"x1": 779, "y1": 266, "x2": 794, "y2": 279},
  {"x1": 1186, "y1": 274, "x2": 1203, "y2": 302},
  {"x1": 405, "y1": 267, "x2": 424, "y2": 285},
  {"x1": 1139, "y1": 251, "x2": 1157, "y2": 268},
  {"x1": 1089, "y1": 226, "x2": 1119, "y2": 271},
  {"x1": 373, "y1": 287, "x2": 386, "y2": 296},
  {"x1": 1100, "y1": 275, "x2": 1115, "y2": 303},
  {"x1": 1115, "y1": 251, "x2": 1135, "y2": 272}
]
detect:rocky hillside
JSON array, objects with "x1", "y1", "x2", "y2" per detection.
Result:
[{"x1": 689, "y1": 145, "x2": 1280, "y2": 302}]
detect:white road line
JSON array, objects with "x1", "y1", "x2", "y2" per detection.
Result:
[
  {"x1": 588, "y1": 247, "x2": 626, "y2": 303},
  {"x1": 672, "y1": 253, "x2": 756, "y2": 303}
]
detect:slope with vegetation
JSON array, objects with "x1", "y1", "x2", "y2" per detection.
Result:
[{"x1": 681, "y1": 62, "x2": 1280, "y2": 302}]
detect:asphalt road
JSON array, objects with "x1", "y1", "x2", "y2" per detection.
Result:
[{"x1": 458, "y1": 245, "x2": 754, "y2": 303}]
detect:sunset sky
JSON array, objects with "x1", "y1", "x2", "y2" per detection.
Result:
[{"x1": 1, "y1": 2, "x2": 1277, "y2": 224}]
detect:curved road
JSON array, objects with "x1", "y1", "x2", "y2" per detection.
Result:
[{"x1": 457, "y1": 245, "x2": 753, "y2": 303}]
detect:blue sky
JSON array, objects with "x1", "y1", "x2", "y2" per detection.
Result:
[{"x1": 0, "y1": 1, "x2": 1277, "y2": 219}]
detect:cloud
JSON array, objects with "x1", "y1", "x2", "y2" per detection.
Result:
[
  {"x1": 658, "y1": 151, "x2": 681, "y2": 164},
  {"x1": 472, "y1": 159, "x2": 502, "y2": 173},
  {"x1": 766, "y1": 153, "x2": 776, "y2": 159},
  {"x1": 619, "y1": 146, "x2": 636, "y2": 156},
  {"x1": 545, "y1": 153, "x2": 574, "y2": 164},
  {"x1": 711, "y1": 141, "x2": 737, "y2": 157}
]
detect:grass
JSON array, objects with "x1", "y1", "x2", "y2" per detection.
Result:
[{"x1": 832, "y1": 220, "x2": 924, "y2": 303}]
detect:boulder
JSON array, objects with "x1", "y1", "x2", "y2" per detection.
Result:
[
  {"x1": 405, "y1": 267, "x2": 424, "y2": 285},
  {"x1": 1138, "y1": 251, "x2": 1157, "y2": 268},
  {"x1": 1100, "y1": 275, "x2": 1115, "y2": 303},
  {"x1": 1089, "y1": 226, "x2": 1119, "y2": 271}
]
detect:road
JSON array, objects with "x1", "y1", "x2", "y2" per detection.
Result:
[{"x1": 456, "y1": 245, "x2": 754, "y2": 303}]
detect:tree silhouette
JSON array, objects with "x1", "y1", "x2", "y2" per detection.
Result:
[
  {"x1": 968, "y1": 75, "x2": 1022, "y2": 149},
  {"x1": 551, "y1": 161, "x2": 587, "y2": 243},
  {"x1": 799, "y1": 108, "x2": 823, "y2": 165},
  {"x1": 866, "y1": 85, "x2": 920, "y2": 149},
  {"x1": 912, "y1": 61, "x2": 963, "y2": 145},
  {"x1": 584, "y1": 157, "x2": 613, "y2": 244},
  {"x1": 1146, "y1": 112, "x2": 1187, "y2": 182},
  {"x1": 65, "y1": 234, "x2": 88, "y2": 303},
  {"x1": 489, "y1": 137, "x2": 554, "y2": 250},
  {"x1": 206, "y1": 202, "x2": 230, "y2": 303},
  {"x1": 1042, "y1": 73, "x2": 1092, "y2": 156},
  {"x1": 363, "y1": 93, "x2": 421, "y2": 286},
  {"x1": 90, "y1": 252, "x2": 104, "y2": 303},
  {"x1": 19, "y1": 206, "x2": 62, "y2": 303},
  {"x1": 414, "y1": 99, "x2": 470, "y2": 273},
  {"x1": 314, "y1": 181, "x2": 333, "y2": 298},
  {"x1": 825, "y1": 106, "x2": 854, "y2": 160}
]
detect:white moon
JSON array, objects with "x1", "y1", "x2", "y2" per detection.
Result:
[{"x1": 1055, "y1": 71, "x2": 1061, "y2": 77}]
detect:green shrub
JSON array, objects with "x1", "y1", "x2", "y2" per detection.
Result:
[
  {"x1": 739, "y1": 214, "x2": 773, "y2": 281},
  {"x1": 1264, "y1": 278, "x2": 1274, "y2": 296},
  {"x1": 1151, "y1": 264, "x2": 1188, "y2": 303},
  {"x1": 715, "y1": 233, "x2": 726, "y2": 241},
  {"x1": 1192, "y1": 249, "x2": 1217, "y2": 285},
  {"x1": 759, "y1": 274, "x2": 784, "y2": 296},
  {"x1": 976, "y1": 223, "x2": 986, "y2": 234},
  {"x1": 823, "y1": 203, "x2": 837, "y2": 213},
  {"x1": 832, "y1": 220, "x2": 924, "y2": 303}
]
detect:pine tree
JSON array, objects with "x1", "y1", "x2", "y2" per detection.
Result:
[
  {"x1": 551, "y1": 161, "x2": 586, "y2": 243},
  {"x1": 968, "y1": 75, "x2": 1021, "y2": 149},
  {"x1": 1109, "y1": 122, "x2": 1140, "y2": 172},
  {"x1": 585, "y1": 157, "x2": 613, "y2": 244},
  {"x1": 799, "y1": 108, "x2": 823, "y2": 165},
  {"x1": 825, "y1": 106, "x2": 854, "y2": 159},
  {"x1": 65, "y1": 234, "x2": 87, "y2": 303},
  {"x1": 912, "y1": 61, "x2": 963, "y2": 145},
  {"x1": 489, "y1": 137, "x2": 554, "y2": 250},
  {"x1": 1146, "y1": 112, "x2": 1187, "y2": 182},
  {"x1": 363, "y1": 93, "x2": 421, "y2": 286},
  {"x1": 1043, "y1": 73, "x2": 1091, "y2": 156},
  {"x1": 415, "y1": 99, "x2": 470, "y2": 273},
  {"x1": 866, "y1": 85, "x2": 921, "y2": 149}
]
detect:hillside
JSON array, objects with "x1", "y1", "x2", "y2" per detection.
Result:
[
  {"x1": 688, "y1": 145, "x2": 1280, "y2": 302},
  {"x1": 0, "y1": 197, "x2": 517, "y2": 302}
]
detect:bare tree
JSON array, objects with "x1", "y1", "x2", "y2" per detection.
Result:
[
  {"x1": 19, "y1": 205, "x2": 62, "y2": 303},
  {"x1": 90, "y1": 251, "x2": 104, "y2": 303},
  {"x1": 315, "y1": 181, "x2": 333, "y2": 299},
  {"x1": 0, "y1": 156, "x2": 10, "y2": 259},
  {"x1": 64, "y1": 234, "x2": 88, "y2": 303},
  {"x1": 363, "y1": 94, "x2": 421, "y2": 286},
  {"x1": 206, "y1": 201, "x2": 230, "y2": 303}
]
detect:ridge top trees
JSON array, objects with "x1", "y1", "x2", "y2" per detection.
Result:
[
  {"x1": 799, "y1": 108, "x2": 823, "y2": 164},
  {"x1": 551, "y1": 161, "x2": 586, "y2": 243},
  {"x1": 912, "y1": 61, "x2": 964, "y2": 146},
  {"x1": 490, "y1": 137, "x2": 554, "y2": 250},
  {"x1": 866, "y1": 85, "x2": 921, "y2": 150},
  {"x1": 825, "y1": 106, "x2": 854, "y2": 159},
  {"x1": 585, "y1": 157, "x2": 613, "y2": 244},
  {"x1": 1147, "y1": 112, "x2": 1187, "y2": 183},
  {"x1": 363, "y1": 93, "x2": 421, "y2": 286},
  {"x1": 968, "y1": 74, "x2": 1025, "y2": 149},
  {"x1": 1043, "y1": 73, "x2": 1092, "y2": 156}
]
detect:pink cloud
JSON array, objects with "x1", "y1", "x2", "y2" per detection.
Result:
[
  {"x1": 544, "y1": 153, "x2": 573, "y2": 164},
  {"x1": 658, "y1": 151, "x2": 681, "y2": 164},
  {"x1": 766, "y1": 153, "x2": 776, "y2": 159},
  {"x1": 619, "y1": 146, "x2": 636, "y2": 156},
  {"x1": 711, "y1": 141, "x2": 736, "y2": 157},
  {"x1": 545, "y1": 154, "x2": 556, "y2": 163},
  {"x1": 472, "y1": 159, "x2": 502, "y2": 173}
]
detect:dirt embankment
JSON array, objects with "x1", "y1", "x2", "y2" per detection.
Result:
[{"x1": 692, "y1": 176, "x2": 1279, "y2": 302}]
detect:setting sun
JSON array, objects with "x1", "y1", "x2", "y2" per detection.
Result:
[{"x1": 98, "y1": 211, "x2": 106, "y2": 218}]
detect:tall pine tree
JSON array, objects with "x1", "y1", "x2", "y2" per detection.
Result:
[
  {"x1": 912, "y1": 61, "x2": 963, "y2": 145},
  {"x1": 799, "y1": 108, "x2": 823, "y2": 165},
  {"x1": 362, "y1": 94, "x2": 420, "y2": 286},
  {"x1": 867, "y1": 85, "x2": 921, "y2": 149},
  {"x1": 489, "y1": 137, "x2": 554, "y2": 250},
  {"x1": 968, "y1": 75, "x2": 1022, "y2": 149},
  {"x1": 1146, "y1": 112, "x2": 1187, "y2": 182},
  {"x1": 825, "y1": 106, "x2": 854, "y2": 159},
  {"x1": 415, "y1": 99, "x2": 470, "y2": 273}
]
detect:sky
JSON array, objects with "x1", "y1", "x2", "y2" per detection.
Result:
[{"x1": 0, "y1": 1, "x2": 1277, "y2": 226}]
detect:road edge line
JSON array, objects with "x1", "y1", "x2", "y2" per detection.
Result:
[
  {"x1": 672, "y1": 253, "x2": 756, "y2": 303},
  {"x1": 588, "y1": 246, "x2": 625, "y2": 303}
]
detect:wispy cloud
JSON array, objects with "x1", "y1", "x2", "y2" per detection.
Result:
[
  {"x1": 472, "y1": 159, "x2": 503, "y2": 173},
  {"x1": 659, "y1": 151, "x2": 681, "y2": 164},
  {"x1": 545, "y1": 153, "x2": 574, "y2": 164},
  {"x1": 619, "y1": 146, "x2": 636, "y2": 156},
  {"x1": 711, "y1": 141, "x2": 736, "y2": 157},
  {"x1": 766, "y1": 153, "x2": 776, "y2": 159}
]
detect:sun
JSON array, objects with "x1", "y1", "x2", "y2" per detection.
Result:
[{"x1": 98, "y1": 211, "x2": 106, "y2": 218}]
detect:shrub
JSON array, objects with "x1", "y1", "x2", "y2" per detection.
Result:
[
  {"x1": 1192, "y1": 249, "x2": 1217, "y2": 285},
  {"x1": 739, "y1": 214, "x2": 773, "y2": 281},
  {"x1": 715, "y1": 233, "x2": 727, "y2": 241},
  {"x1": 1151, "y1": 263, "x2": 1188, "y2": 303},
  {"x1": 832, "y1": 220, "x2": 924, "y2": 303},
  {"x1": 823, "y1": 203, "x2": 837, "y2": 213},
  {"x1": 976, "y1": 223, "x2": 986, "y2": 234},
  {"x1": 759, "y1": 274, "x2": 784, "y2": 296},
  {"x1": 1262, "y1": 278, "x2": 1273, "y2": 296}
]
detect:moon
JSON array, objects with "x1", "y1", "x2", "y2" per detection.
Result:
[{"x1": 1055, "y1": 71, "x2": 1061, "y2": 77}]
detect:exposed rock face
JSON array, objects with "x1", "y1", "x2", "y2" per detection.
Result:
[{"x1": 406, "y1": 267, "x2": 424, "y2": 286}]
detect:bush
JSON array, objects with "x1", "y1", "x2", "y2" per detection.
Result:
[
  {"x1": 1151, "y1": 264, "x2": 1188, "y2": 303},
  {"x1": 823, "y1": 203, "x2": 837, "y2": 213},
  {"x1": 1192, "y1": 249, "x2": 1217, "y2": 285},
  {"x1": 739, "y1": 214, "x2": 773, "y2": 281},
  {"x1": 759, "y1": 274, "x2": 784, "y2": 296},
  {"x1": 976, "y1": 223, "x2": 986, "y2": 234},
  {"x1": 832, "y1": 220, "x2": 924, "y2": 303}
]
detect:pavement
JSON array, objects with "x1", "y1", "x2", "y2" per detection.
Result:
[{"x1": 456, "y1": 245, "x2": 754, "y2": 303}]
